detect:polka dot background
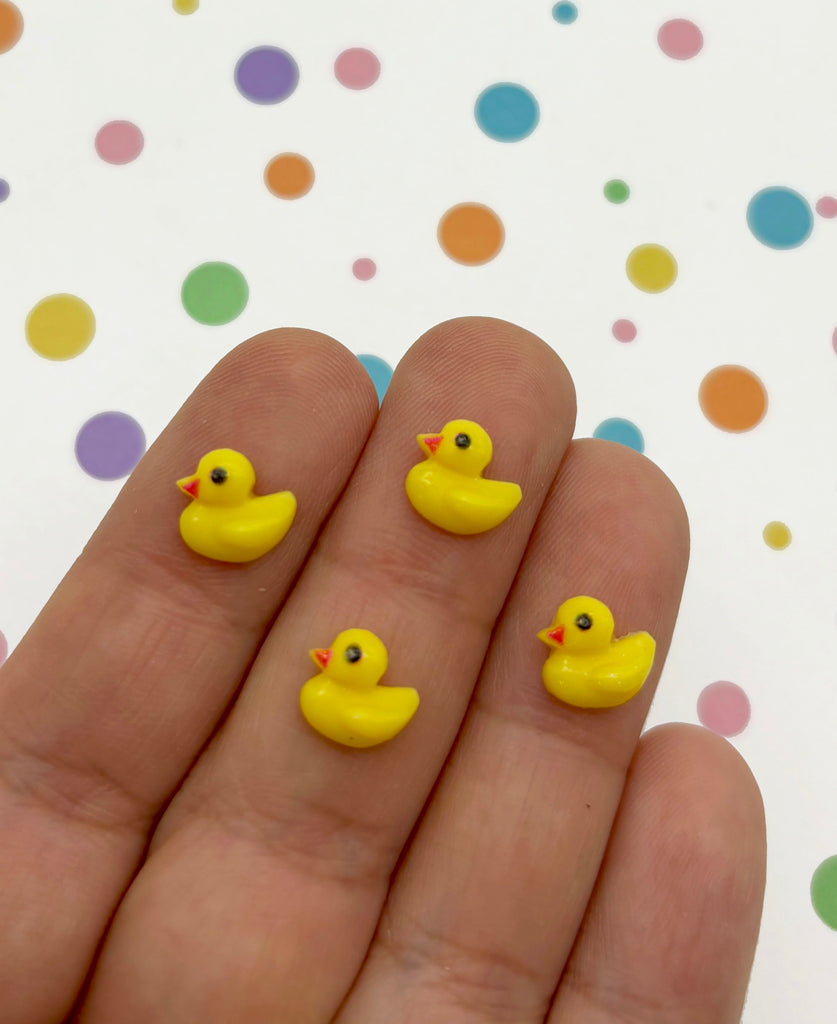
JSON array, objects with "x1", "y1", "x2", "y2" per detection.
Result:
[{"x1": 0, "y1": 5, "x2": 835, "y2": 1018}]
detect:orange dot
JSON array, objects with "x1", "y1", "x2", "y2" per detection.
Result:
[
  {"x1": 699, "y1": 365, "x2": 767, "y2": 432},
  {"x1": 264, "y1": 153, "x2": 314, "y2": 199},
  {"x1": 0, "y1": 1, "x2": 23, "y2": 53},
  {"x1": 438, "y1": 203, "x2": 504, "y2": 265}
]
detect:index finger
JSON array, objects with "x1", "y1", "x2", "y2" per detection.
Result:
[{"x1": 0, "y1": 328, "x2": 378, "y2": 1024}]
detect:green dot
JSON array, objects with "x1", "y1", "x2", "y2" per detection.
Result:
[
  {"x1": 812, "y1": 856, "x2": 837, "y2": 929},
  {"x1": 604, "y1": 179, "x2": 630, "y2": 204},
  {"x1": 181, "y1": 262, "x2": 249, "y2": 325}
]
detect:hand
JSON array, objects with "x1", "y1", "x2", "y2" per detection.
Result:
[{"x1": 0, "y1": 318, "x2": 765, "y2": 1023}]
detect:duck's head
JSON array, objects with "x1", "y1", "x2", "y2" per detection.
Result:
[
  {"x1": 309, "y1": 628, "x2": 388, "y2": 689},
  {"x1": 537, "y1": 596, "x2": 615, "y2": 654},
  {"x1": 176, "y1": 449, "x2": 256, "y2": 507},
  {"x1": 416, "y1": 419, "x2": 492, "y2": 474}
]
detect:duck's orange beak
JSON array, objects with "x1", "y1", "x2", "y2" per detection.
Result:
[
  {"x1": 177, "y1": 475, "x2": 199, "y2": 498},
  {"x1": 418, "y1": 433, "x2": 443, "y2": 455},
  {"x1": 311, "y1": 648, "x2": 332, "y2": 669},
  {"x1": 537, "y1": 624, "x2": 564, "y2": 646}
]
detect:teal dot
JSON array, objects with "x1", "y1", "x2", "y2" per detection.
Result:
[
  {"x1": 552, "y1": 2, "x2": 578, "y2": 24},
  {"x1": 357, "y1": 354, "x2": 393, "y2": 404},
  {"x1": 747, "y1": 186, "x2": 813, "y2": 250},
  {"x1": 593, "y1": 417, "x2": 644, "y2": 453},
  {"x1": 475, "y1": 83, "x2": 539, "y2": 142}
]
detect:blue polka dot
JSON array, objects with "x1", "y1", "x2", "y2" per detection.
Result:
[
  {"x1": 475, "y1": 83, "x2": 539, "y2": 143},
  {"x1": 593, "y1": 417, "x2": 644, "y2": 453},
  {"x1": 747, "y1": 186, "x2": 813, "y2": 250},
  {"x1": 552, "y1": 2, "x2": 578, "y2": 24},
  {"x1": 0, "y1": 179, "x2": 9, "y2": 203},
  {"x1": 357, "y1": 354, "x2": 393, "y2": 405}
]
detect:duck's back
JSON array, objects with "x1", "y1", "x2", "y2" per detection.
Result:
[
  {"x1": 406, "y1": 463, "x2": 520, "y2": 534},
  {"x1": 180, "y1": 491, "x2": 296, "y2": 562},
  {"x1": 300, "y1": 678, "x2": 418, "y2": 748}
]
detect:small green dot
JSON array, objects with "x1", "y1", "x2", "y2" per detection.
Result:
[
  {"x1": 181, "y1": 262, "x2": 249, "y2": 325},
  {"x1": 812, "y1": 856, "x2": 837, "y2": 929},
  {"x1": 604, "y1": 179, "x2": 630, "y2": 204}
]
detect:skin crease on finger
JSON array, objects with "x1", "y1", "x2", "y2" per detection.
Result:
[{"x1": 77, "y1": 318, "x2": 580, "y2": 1023}]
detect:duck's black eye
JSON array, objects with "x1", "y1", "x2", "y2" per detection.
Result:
[
  {"x1": 454, "y1": 433, "x2": 471, "y2": 449},
  {"x1": 210, "y1": 467, "x2": 228, "y2": 484},
  {"x1": 575, "y1": 614, "x2": 592, "y2": 631},
  {"x1": 344, "y1": 645, "x2": 363, "y2": 663}
]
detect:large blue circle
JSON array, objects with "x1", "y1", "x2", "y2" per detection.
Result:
[
  {"x1": 747, "y1": 186, "x2": 813, "y2": 250},
  {"x1": 357, "y1": 354, "x2": 393, "y2": 405},
  {"x1": 593, "y1": 417, "x2": 644, "y2": 453},
  {"x1": 475, "y1": 83, "x2": 539, "y2": 142},
  {"x1": 552, "y1": 2, "x2": 579, "y2": 24}
]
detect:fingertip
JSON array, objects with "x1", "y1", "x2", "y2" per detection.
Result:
[
  {"x1": 393, "y1": 316, "x2": 577, "y2": 439},
  {"x1": 209, "y1": 327, "x2": 380, "y2": 425},
  {"x1": 636, "y1": 722, "x2": 767, "y2": 863}
]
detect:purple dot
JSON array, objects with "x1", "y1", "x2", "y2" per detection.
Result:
[
  {"x1": 235, "y1": 46, "x2": 299, "y2": 104},
  {"x1": 75, "y1": 412, "x2": 146, "y2": 481},
  {"x1": 0, "y1": 179, "x2": 9, "y2": 203}
]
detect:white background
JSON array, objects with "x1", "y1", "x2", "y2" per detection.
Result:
[{"x1": 1, "y1": 1, "x2": 837, "y2": 1018}]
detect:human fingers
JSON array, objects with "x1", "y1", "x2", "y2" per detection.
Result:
[
  {"x1": 549, "y1": 723, "x2": 766, "y2": 1023},
  {"x1": 0, "y1": 329, "x2": 377, "y2": 1024},
  {"x1": 335, "y1": 440, "x2": 689, "y2": 1023},
  {"x1": 80, "y1": 317, "x2": 577, "y2": 1023}
]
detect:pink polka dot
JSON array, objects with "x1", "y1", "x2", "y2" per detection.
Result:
[
  {"x1": 0, "y1": 629, "x2": 6, "y2": 666},
  {"x1": 352, "y1": 258, "x2": 377, "y2": 281},
  {"x1": 697, "y1": 681, "x2": 751, "y2": 737},
  {"x1": 816, "y1": 196, "x2": 837, "y2": 218},
  {"x1": 95, "y1": 121, "x2": 144, "y2": 165},
  {"x1": 334, "y1": 48, "x2": 380, "y2": 89},
  {"x1": 612, "y1": 318, "x2": 637, "y2": 343},
  {"x1": 832, "y1": 327, "x2": 837, "y2": 355},
  {"x1": 658, "y1": 19, "x2": 704, "y2": 60}
]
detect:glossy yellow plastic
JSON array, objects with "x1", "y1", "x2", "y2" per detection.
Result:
[
  {"x1": 537, "y1": 596, "x2": 655, "y2": 709},
  {"x1": 405, "y1": 418, "x2": 522, "y2": 535},
  {"x1": 300, "y1": 629, "x2": 419, "y2": 748},
  {"x1": 176, "y1": 448, "x2": 296, "y2": 563}
]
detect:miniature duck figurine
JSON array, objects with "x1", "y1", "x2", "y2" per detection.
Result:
[
  {"x1": 405, "y1": 419, "x2": 522, "y2": 535},
  {"x1": 176, "y1": 448, "x2": 296, "y2": 563},
  {"x1": 300, "y1": 629, "x2": 419, "y2": 748},
  {"x1": 537, "y1": 596, "x2": 655, "y2": 709}
]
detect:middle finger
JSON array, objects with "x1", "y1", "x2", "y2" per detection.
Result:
[{"x1": 82, "y1": 317, "x2": 576, "y2": 1023}]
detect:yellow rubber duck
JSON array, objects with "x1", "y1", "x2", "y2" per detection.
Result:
[
  {"x1": 405, "y1": 419, "x2": 522, "y2": 535},
  {"x1": 176, "y1": 449, "x2": 297, "y2": 563},
  {"x1": 537, "y1": 596, "x2": 655, "y2": 709},
  {"x1": 299, "y1": 629, "x2": 419, "y2": 748}
]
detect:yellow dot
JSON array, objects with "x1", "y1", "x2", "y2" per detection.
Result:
[
  {"x1": 173, "y1": 0, "x2": 199, "y2": 13},
  {"x1": 26, "y1": 294, "x2": 96, "y2": 360},
  {"x1": 626, "y1": 243, "x2": 678, "y2": 293},
  {"x1": 763, "y1": 521, "x2": 791, "y2": 550}
]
